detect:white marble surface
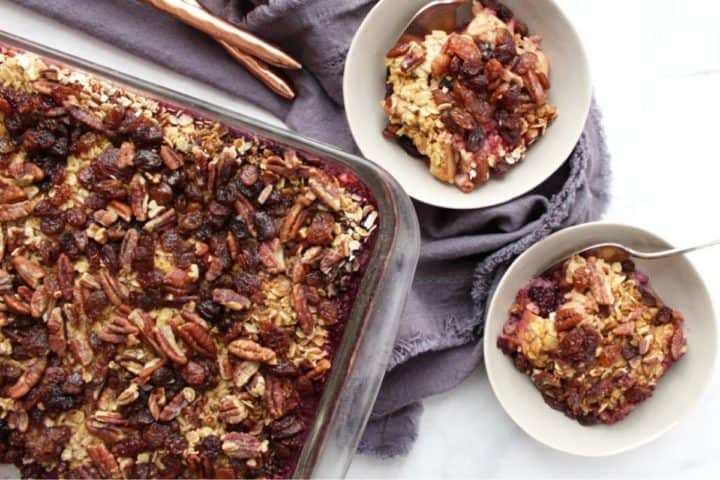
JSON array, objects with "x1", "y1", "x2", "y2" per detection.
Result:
[{"x1": 1, "y1": 0, "x2": 720, "y2": 478}]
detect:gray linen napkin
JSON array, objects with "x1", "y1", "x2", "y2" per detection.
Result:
[{"x1": 8, "y1": 0, "x2": 611, "y2": 457}]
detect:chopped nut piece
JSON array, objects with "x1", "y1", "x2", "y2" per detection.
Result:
[{"x1": 213, "y1": 288, "x2": 251, "y2": 311}]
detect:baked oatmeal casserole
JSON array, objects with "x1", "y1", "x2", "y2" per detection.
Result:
[
  {"x1": 382, "y1": 0, "x2": 558, "y2": 192},
  {"x1": 0, "y1": 46, "x2": 379, "y2": 479},
  {"x1": 497, "y1": 253, "x2": 687, "y2": 425}
]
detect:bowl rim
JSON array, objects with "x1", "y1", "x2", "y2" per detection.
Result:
[
  {"x1": 343, "y1": 0, "x2": 593, "y2": 209},
  {"x1": 483, "y1": 221, "x2": 718, "y2": 456}
]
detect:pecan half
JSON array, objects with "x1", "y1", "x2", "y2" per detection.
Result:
[
  {"x1": 148, "y1": 387, "x2": 166, "y2": 420},
  {"x1": 98, "y1": 270, "x2": 128, "y2": 306},
  {"x1": 259, "y1": 239, "x2": 286, "y2": 273},
  {"x1": 307, "y1": 173, "x2": 341, "y2": 211},
  {"x1": 11, "y1": 255, "x2": 45, "y2": 289},
  {"x1": 153, "y1": 325, "x2": 188, "y2": 365},
  {"x1": 160, "y1": 145, "x2": 184, "y2": 170},
  {"x1": 0, "y1": 200, "x2": 36, "y2": 222},
  {"x1": 57, "y1": 253, "x2": 75, "y2": 301},
  {"x1": 138, "y1": 358, "x2": 166, "y2": 384},
  {"x1": 143, "y1": 208, "x2": 176, "y2": 232},
  {"x1": 116, "y1": 383, "x2": 140, "y2": 406},
  {"x1": 228, "y1": 339, "x2": 276, "y2": 364},
  {"x1": 264, "y1": 375, "x2": 286, "y2": 419},
  {"x1": 158, "y1": 387, "x2": 196, "y2": 422},
  {"x1": 8, "y1": 357, "x2": 47, "y2": 399},
  {"x1": 175, "y1": 321, "x2": 217, "y2": 358},
  {"x1": 30, "y1": 287, "x2": 49, "y2": 318},
  {"x1": 4, "y1": 293, "x2": 31, "y2": 315},
  {"x1": 292, "y1": 284, "x2": 314, "y2": 335},
  {"x1": 119, "y1": 228, "x2": 138, "y2": 270},
  {"x1": 85, "y1": 419, "x2": 126, "y2": 444},
  {"x1": 212, "y1": 288, "x2": 251, "y2": 311},
  {"x1": 67, "y1": 105, "x2": 105, "y2": 131},
  {"x1": 86, "y1": 444, "x2": 120, "y2": 479},
  {"x1": 222, "y1": 432, "x2": 264, "y2": 459},
  {"x1": 69, "y1": 337, "x2": 94, "y2": 366},
  {"x1": 233, "y1": 361, "x2": 260, "y2": 389},
  {"x1": 47, "y1": 307, "x2": 67, "y2": 357},
  {"x1": 219, "y1": 395, "x2": 248, "y2": 424},
  {"x1": 129, "y1": 174, "x2": 148, "y2": 222},
  {"x1": 279, "y1": 203, "x2": 308, "y2": 242},
  {"x1": 99, "y1": 313, "x2": 140, "y2": 344},
  {"x1": 107, "y1": 200, "x2": 133, "y2": 223}
]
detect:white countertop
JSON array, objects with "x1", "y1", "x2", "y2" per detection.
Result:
[{"x1": 1, "y1": 0, "x2": 719, "y2": 478}]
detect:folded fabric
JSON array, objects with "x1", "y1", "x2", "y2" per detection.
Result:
[{"x1": 10, "y1": 0, "x2": 611, "y2": 457}]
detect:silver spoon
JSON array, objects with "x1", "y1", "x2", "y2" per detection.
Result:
[
  {"x1": 548, "y1": 239, "x2": 720, "y2": 269},
  {"x1": 397, "y1": 0, "x2": 472, "y2": 40}
]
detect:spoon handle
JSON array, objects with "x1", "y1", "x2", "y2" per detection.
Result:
[{"x1": 632, "y1": 238, "x2": 720, "y2": 259}]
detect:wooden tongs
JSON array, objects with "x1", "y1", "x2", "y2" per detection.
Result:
[{"x1": 142, "y1": 0, "x2": 299, "y2": 99}]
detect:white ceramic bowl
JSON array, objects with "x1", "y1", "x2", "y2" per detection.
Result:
[
  {"x1": 484, "y1": 222, "x2": 717, "y2": 456},
  {"x1": 344, "y1": 0, "x2": 591, "y2": 209}
]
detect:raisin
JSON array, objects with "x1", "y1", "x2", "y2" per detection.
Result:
[
  {"x1": 62, "y1": 372, "x2": 84, "y2": 395},
  {"x1": 76, "y1": 167, "x2": 96, "y2": 189},
  {"x1": 197, "y1": 300, "x2": 223, "y2": 322},
  {"x1": 133, "y1": 149, "x2": 163, "y2": 171},
  {"x1": 166, "y1": 433, "x2": 188, "y2": 456},
  {"x1": 41, "y1": 383, "x2": 76, "y2": 413},
  {"x1": 37, "y1": 239, "x2": 60, "y2": 265},
  {"x1": 460, "y1": 56, "x2": 484, "y2": 77},
  {"x1": 466, "y1": 127, "x2": 485, "y2": 152},
  {"x1": 253, "y1": 211, "x2": 276, "y2": 240},
  {"x1": 229, "y1": 216, "x2": 249, "y2": 240},
  {"x1": 142, "y1": 423, "x2": 173, "y2": 450},
  {"x1": 557, "y1": 324, "x2": 600, "y2": 369},
  {"x1": 653, "y1": 306, "x2": 673, "y2": 325},
  {"x1": 91, "y1": 149, "x2": 121, "y2": 180},
  {"x1": 527, "y1": 281, "x2": 560, "y2": 317},
  {"x1": 112, "y1": 432, "x2": 144, "y2": 458},
  {"x1": 137, "y1": 270, "x2": 164, "y2": 289},
  {"x1": 150, "y1": 366, "x2": 180, "y2": 390},
  {"x1": 100, "y1": 243, "x2": 120, "y2": 273},
  {"x1": 179, "y1": 181, "x2": 202, "y2": 201},
  {"x1": 178, "y1": 211, "x2": 203, "y2": 232},
  {"x1": 163, "y1": 168, "x2": 187, "y2": 191},
  {"x1": 85, "y1": 290, "x2": 109, "y2": 319},
  {"x1": 234, "y1": 271, "x2": 261, "y2": 296},
  {"x1": 22, "y1": 128, "x2": 56, "y2": 152},
  {"x1": 216, "y1": 184, "x2": 238, "y2": 205},
  {"x1": 94, "y1": 179, "x2": 127, "y2": 199},
  {"x1": 160, "y1": 229, "x2": 183, "y2": 252},
  {"x1": 33, "y1": 199, "x2": 57, "y2": 217},
  {"x1": 198, "y1": 435, "x2": 223, "y2": 459},
  {"x1": 130, "y1": 121, "x2": 163, "y2": 148},
  {"x1": 496, "y1": 110, "x2": 523, "y2": 146},
  {"x1": 64, "y1": 207, "x2": 87, "y2": 228},
  {"x1": 40, "y1": 215, "x2": 65, "y2": 236},
  {"x1": 239, "y1": 164, "x2": 259, "y2": 186},
  {"x1": 307, "y1": 212, "x2": 334, "y2": 246},
  {"x1": 60, "y1": 232, "x2": 81, "y2": 259},
  {"x1": 70, "y1": 131, "x2": 98, "y2": 154}
]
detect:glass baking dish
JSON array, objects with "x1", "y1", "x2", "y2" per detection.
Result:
[{"x1": 0, "y1": 31, "x2": 419, "y2": 479}]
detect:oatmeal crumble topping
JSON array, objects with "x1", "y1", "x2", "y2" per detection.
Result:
[
  {"x1": 382, "y1": 0, "x2": 557, "y2": 192},
  {"x1": 497, "y1": 254, "x2": 687, "y2": 425},
  {"x1": 0, "y1": 45, "x2": 377, "y2": 478}
]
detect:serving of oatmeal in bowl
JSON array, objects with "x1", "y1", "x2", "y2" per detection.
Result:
[
  {"x1": 484, "y1": 223, "x2": 717, "y2": 456},
  {"x1": 345, "y1": 0, "x2": 591, "y2": 208}
]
